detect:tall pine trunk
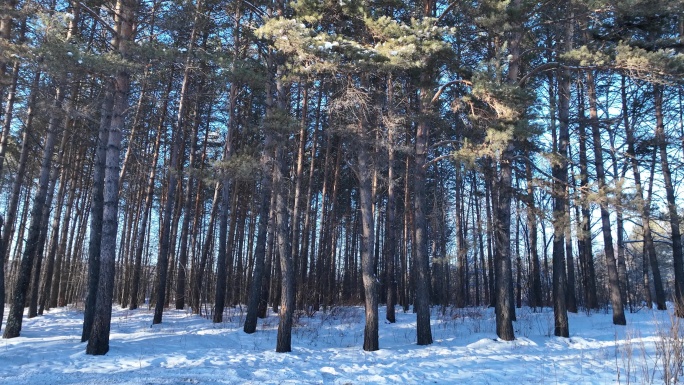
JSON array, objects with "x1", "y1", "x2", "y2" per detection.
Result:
[
  {"x1": 654, "y1": 85, "x2": 684, "y2": 317},
  {"x1": 86, "y1": 0, "x2": 135, "y2": 355},
  {"x1": 587, "y1": 70, "x2": 625, "y2": 325}
]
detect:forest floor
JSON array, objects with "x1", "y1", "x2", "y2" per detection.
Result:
[{"x1": 0, "y1": 303, "x2": 678, "y2": 384}]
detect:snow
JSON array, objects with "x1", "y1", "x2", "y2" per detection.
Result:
[{"x1": 0, "y1": 304, "x2": 677, "y2": 384}]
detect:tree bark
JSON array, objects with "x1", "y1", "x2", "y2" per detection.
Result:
[
  {"x1": 244, "y1": 145, "x2": 274, "y2": 333},
  {"x1": 82, "y1": 88, "x2": 112, "y2": 342},
  {"x1": 356, "y1": 115, "x2": 379, "y2": 351},
  {"x1": 414, "y1": 87, "x2": 433, "y2": 346},
  {"x1": 654, "y1": 84, "x2": 684, "y2": 317},
  {"x1": 3, "y1": 82, "x2": 65, "y2": 339},
  {"x1": 587, "y1": 70, "x2": 625, "y2": 325},
  {"x1": 0, "y1": 69, "x2": 39, "y2": 329},
  {"x1": 86, "y1": 0, "x2": 135, "y2": 355},
  {"x1": 577, "y1": 89, "x2": 598, "y2": 310}
]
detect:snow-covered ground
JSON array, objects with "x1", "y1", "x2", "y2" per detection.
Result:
[{"x1": 0, "y1": 303, "x2": 678, "y2": 384}]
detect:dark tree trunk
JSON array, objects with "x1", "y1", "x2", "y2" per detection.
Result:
[
  {"x1": 244, "y1": 149, "x2": 274, "y2": 334},
  {"x1": 82, "y1": 89, "x2": 112, "y2": 342},
  {"x1": 86, "y1": 0, "x2": 135, "y2": 355},
  {"x1": 0, "y1": 69, "x2": 40, "y2": 328},
  {"x1": 414, "y1": 97, "x2": 433, "y2": 345},
  {"x1": 385, "y1": 131, "x2": 398, "y2": 323},
  {"x1": 356, "y1": 118, "x2": 379, "y2": 351},
  {"x1": 493, "y1": 146, "x2": 515, "y2": 341},
  {"x1": 274, "y1": 144, "x2": 294, "y2": 352},
  {"x1": 29, "y1": 128, "x2": 69, "y2": 318},
  {"x1": 3, "y1": 82, "x2": 65, "y2": 339},
  {"x1": 551, "y1": 28, "x2": 571, "y2": 335},
  {"x1": 42, "y1": 153, "x2": 81, "y2": 314}
]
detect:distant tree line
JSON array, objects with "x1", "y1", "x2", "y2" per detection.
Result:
[{"x1": 0, "y1": 0, "x2": 683, "y2": 354}]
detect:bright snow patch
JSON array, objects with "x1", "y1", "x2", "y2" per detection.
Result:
[{"x1": 0, "y1": 305, "x2": 677, "y2": 384}]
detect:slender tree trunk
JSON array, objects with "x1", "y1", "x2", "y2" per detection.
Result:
[
  {"x1": 587, "y1": 70, "x2": 625, "y2": 325},
  {"x1": 621, "y1": 77, "x2": 665, "y2": 310},
  {"x1": 525, "y1": 158, "x2": 542, "y2": 309},
  {"x1": 414, "y1": 84, "x2": 433, "y2": 345},
  {"x1": 244, "y1": 144, "x2": 274, "y2": 334},
  {"x1": 455, "y1": 167, "x2": 466, "y2": 308},
  {"x1": 3, "y1": 81, "x2": 66, "y2": 339},
  {"x1": 29, "y1": 127, "x2": 70, "y2": 318},
  {"x1": 175, "y1": 102, "x2": 201, "y2": 310},
  {"x1": 0, "y1": 1, "x2": 17, "y2": 96},
  {"x1": 474, "y1": 176, "x2": 489, "y2": 307},
  {"x1": 42, "y1": 154, "x2": 80, "y2": 314},
  {"x1": 577, "y1": 90, "x2": 598, "y2": 310},
  {"x1": 274, "y1": 143, "x2": 294, "y2": 353},
  {"x1": 300, "y1": 85, "x2": 321, "y2": 311},
  {"x1": 654, "y1": 85, "x2": 684, "y2": 317},
  {"x1": 129, "y1": 94, "x2": 166, "y2": 310},
  {"x1": 192, "y1": 182, "x2": 220, "y2": 314},
  {"x1": 385, "y1": 94, "x2": 398, "y2": 323},
  {"x1": 484, "y1": 171, "x2": 495, "y2": 308},
  {"x1": 0, "y1": 15, "x2": 26, "y2": 180},
  {"x1": 356, "y1": 106, "x2": 379, "y2": 350},
  {"x1": 492, "y1": 0, "x2": 522, "y2": 340},
  {"x1": 82, "y1": 88, "x2": 112, "y2": 342},
  {"x1": 608, "y1": 128, "x2": 629, "y2": 311},
  {"x1": 0, "y1": 69, "x2": 39, "y2": 328},
  {"x1": 292, "y1": 83, "x2": 309, "y2": 310},
  {"x1": 259, "y1": 191, "x2": 278, "y2": 318},
  {"x1": 493, "y1": 145, "x2": 515, "y2": 341}
]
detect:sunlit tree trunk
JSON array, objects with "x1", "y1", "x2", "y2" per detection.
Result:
[{"x1": 654, "y1": 84, "x2": 684, "y2": 317}]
